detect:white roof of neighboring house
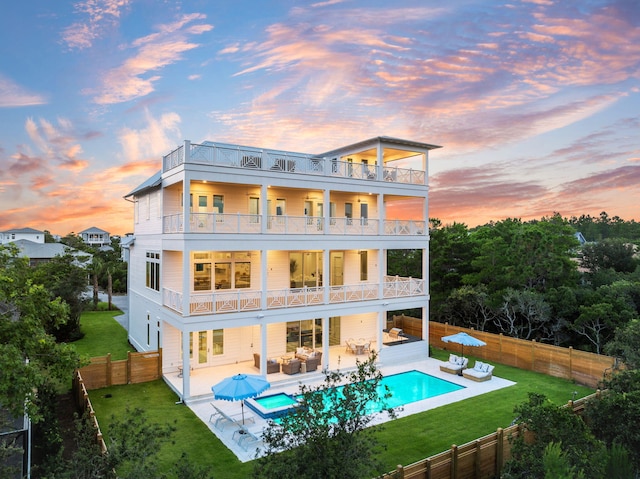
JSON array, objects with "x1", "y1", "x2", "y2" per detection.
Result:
[{"x1": 2, "y1": 227, "x2": 44, "y2": 235}]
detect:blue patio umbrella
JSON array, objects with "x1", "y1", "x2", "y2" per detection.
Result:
[
  {"x1": 211, "y1": 373, "x2": 270, "y2": 424},
  {"x1": 441, "y1": 332, "x2": 486, "y2": 359}
]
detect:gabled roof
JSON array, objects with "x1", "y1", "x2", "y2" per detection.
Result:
[
  {"x1": 124, "y1": 170, "x2": 162, "y2": 199},
  {"x1": 2, "y1": 227, "x2": 44, "y2": 235},
  {"x1": 79, "y1": 227, "x2": 109, "y2": 234}
]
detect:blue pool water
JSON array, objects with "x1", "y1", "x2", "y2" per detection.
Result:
[{"x1": 245, "y1": 370, "x2": 464, "y2": 420}]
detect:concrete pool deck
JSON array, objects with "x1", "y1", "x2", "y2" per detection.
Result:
[{"x1": 185, "y1": 356, "x2": 516, "y2": 462}]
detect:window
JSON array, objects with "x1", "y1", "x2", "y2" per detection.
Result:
[
  {"x1": 345, "y1": 203, "x2": 353, "y2": 224},
  {"x1": 146, "y1": 252, "x2": 160, "y2": 291},
  {"x1": 198, "y1": 195, "x2": 207, "y2": 208},
  {"x1": 286, "y1": 319, "x2": 321, "y2": 351},
  {"x1": 212, "y1": 329, "x2": 224, "y2": 355},
  {"x1": 194, "y1": 262, "x2": 212, "y2": 290},
  {"x1": 213, "y1": 195, "x2": 224, "y2": 213},
  {"x1": 360, "y1": 250, "x2": 368, "y2": 281},
  {"x1": 289, "y1": 252, "x2": 323, "y2": 288}
]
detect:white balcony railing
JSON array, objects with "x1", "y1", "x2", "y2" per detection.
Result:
[
  {"x1": 163, "y1": 213, "x2": 424, "y2": 236},
  {"x1": 163, "y1": 142, "x2": 426, "y2": 186},
  {"x1": 162, "y1": 276, "x2": 425, "y2": 316}
]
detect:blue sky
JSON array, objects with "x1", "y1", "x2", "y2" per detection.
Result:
[{"x1": 0, "y1": 0, "x2": 638, "y2": 236}]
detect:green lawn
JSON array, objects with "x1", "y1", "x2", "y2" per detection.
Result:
[
  {"x1": 73, "y1": 308, "x2": 132, "y2": 361},
  {"x1": 80, "y1": 312, "x2": 595, "y2": 477}
]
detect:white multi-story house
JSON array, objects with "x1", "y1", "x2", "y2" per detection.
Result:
[
  {"x1": 125, "y1": 136, "x2": 440, "y2": 401},
  {"x1": 79, "y1": 227, "x2": 111, "y2": 247},
  {"x1": 1, "y1": 227, "x2": 45, "y2": 244}
]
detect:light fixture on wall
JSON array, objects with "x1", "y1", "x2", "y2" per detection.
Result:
[{"x1": 257, "y1": 313, "x2": 265, "y2": 319}]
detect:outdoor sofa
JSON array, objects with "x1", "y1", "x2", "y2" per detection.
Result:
[
  {"x1": 462, "y1": 360, "x2": 495, "y2": 382},
  {"x1": 439, "y1": 354, "x2": 469, "y2": 375}
]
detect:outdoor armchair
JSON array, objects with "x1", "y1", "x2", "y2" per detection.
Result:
[{"x1": 281, "y1": 358, "x2": 301, "y2": 375}]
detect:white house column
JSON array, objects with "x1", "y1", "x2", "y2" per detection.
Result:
[
  {"x1": 378, "y1": 193, "x2": 385, "y2": 236},
  {"x1": 260, "y1": 248, "x2": 267, "y2": 315},
  {"x1": 260, "y1": 184, "x2": 268, "y2": 234},
  {"x1": 260, "y1": 322, "x2": 268, "y2": 375},
  {"x1": 181, "y1": 247, "x2": 190, "y2": 317},
  {"x1": 321, "y1": 315, "x2": 328, "y2": 371},
  {"x1": 422, "y1": 246, "x2": 429, "y2": 341},
  {"x1": 181, "y1": 330, "x2": 191, "y2": 400}
]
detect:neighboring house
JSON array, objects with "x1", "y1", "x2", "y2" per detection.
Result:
[
  {"x1": 124, "y1": 137, "x2": 440, "y2": 401},
  {"x1": 120, "y1": 234, "x2": 135, "y2": 263},
  {"x1": 12, "y1": 239, "x2": 92, "y2": 267},
  {"x1": 79, "y1": 227, "x2": 110, "y2": 247},
  {"x1": 1, "y1": 227, "x2": 45, "y2": 245}
]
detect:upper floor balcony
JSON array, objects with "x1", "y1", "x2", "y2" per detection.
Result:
[
  {"x1": 163, "y1": 213, "x2": 426, "y2": 236},
  {"x1": 163, "y1": 141, "x2": 426, "y2": 186},
  {"x1": 162, "y1": 275, "x2": 425, "y2": 316}
]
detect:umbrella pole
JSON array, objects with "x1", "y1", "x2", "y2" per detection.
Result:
[{"x1": 241, "y1": 400, "x2": 245, "y2": 425}]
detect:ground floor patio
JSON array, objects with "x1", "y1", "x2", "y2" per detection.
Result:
[{"x1": 177, "y1": 354, "x2": 515, "y2": 462}]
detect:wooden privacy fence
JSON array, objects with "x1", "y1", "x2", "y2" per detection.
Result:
[
  {"x1": 72, "y1": 370, "x2": 107, "y2": 454},
  {"x1": 429, "y1": 322, "x2": 616, "y2": 388},
  {"x1": 381, "y1": 392, "x2": 599, "y2": 479},
  {"x1": 78, "y1": 349, "x2": 162, "y2": 390}
]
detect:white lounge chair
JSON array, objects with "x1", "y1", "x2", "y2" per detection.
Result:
[
  {"x1": 462, "y1": 361, "x2": 495, "y2": 382},
  {"x1": 439, "y1": 354, "x2": 468, "y2": 375}
]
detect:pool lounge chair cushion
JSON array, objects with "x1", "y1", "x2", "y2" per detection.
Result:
[
  {"x1": 462, "y1": 361, "x2": 495, "y2": 382},
  {"x1": 439, "y1": 354, "x2": 468, "y2": 374}
]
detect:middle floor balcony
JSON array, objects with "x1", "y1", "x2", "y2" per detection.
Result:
[
  {"x1": 162, "y1": 275, "x2": 425, "y2": 316},
  {"x1": 163, "y1": 213, "x2": 426, "y2": 236}
]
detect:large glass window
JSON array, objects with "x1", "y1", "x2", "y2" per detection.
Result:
[
  {"x1": 193, "y1": 252, "x2": 251, "y2": 290},
  {"x1": 146, "y1": 252, "x2": 160, "y2": 291},
  {"x1": 360, "y1": 250, "x2": 368, "y2": 281},
  {"x1": 289, "y1": 252, "x2": 323, "y2": 288},
  {"x1": 215, "y1": 263, "x2": 231, "y2": 289},
  {"x1": 213, "y1": 195, "x2": 224, "y2": 213},
  {"x1": 286, "y1": 319, "x2": 322, "y2": 351},
  {"x1": 194, "y1": 262, "x2": 211, "y2": 290}
]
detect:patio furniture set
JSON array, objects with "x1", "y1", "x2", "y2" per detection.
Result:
[
  {"x1": 345, "y1": 338, "x2": 372, "y2": 355},
  {"x1": 254, "y1": 348, "x2": 323, "y2": 375},
  {"x1": 439, "y1": 354, "x2": 495, "y2": 381}
]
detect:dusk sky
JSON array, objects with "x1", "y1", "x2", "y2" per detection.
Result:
[{"x1": 1, "y1": 0, "x2": 638, "y2": 237}]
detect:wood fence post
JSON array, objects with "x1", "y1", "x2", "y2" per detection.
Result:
[
  {"x1": 499, "y1": 333, "x2": 503, "y2": 362},
  {"x1": 158, "y1": 348, "x2": 163, "y2": 379},
  {"x1": 496, "y1": 428, "x2": 504, "y2": 476},
  {"x1": 451, "y1": 444, "x2": 458, "y2": 479},
  {"x1": 395, "y1": 464, "x2": 404, "y2": 479},
  {"x1": 569, "y1": 346, "x2": 573, "y2": 382},
  {"x1": 475, "y1": 439, "x2": 481, "y2": 478},
  {"x1": 106, "y1": 353, "x2": 112, "y2": 387},
  {"x1": 531, "y1": 339, "x2": 536, "y2": 371},
  {"x1": 127, "y1": 351, "x2": 132, "y2": 384},
  {"x1": 426, "y1": 457, "x2": 431, "y2": 479}
]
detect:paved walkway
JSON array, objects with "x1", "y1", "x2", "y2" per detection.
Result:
[{"x1": 98, "y1": 292, "x2": 128, "y2": 331}]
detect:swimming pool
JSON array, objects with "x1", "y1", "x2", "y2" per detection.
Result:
[{"x1": 245, "y1": 370, "x2": 464, "y2": 420}]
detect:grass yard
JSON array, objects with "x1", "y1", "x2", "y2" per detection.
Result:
[
  {"x1": 88, "y1": 353, "x2": 593, "y2": 477},
  {"x1": 74, "y1": 308, "x2": 131, "y2": 360},
  {"x1": 79, "y1": 311, "x2": 595, "y2": 476}
]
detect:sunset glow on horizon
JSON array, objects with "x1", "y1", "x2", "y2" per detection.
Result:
[{"x1": 1, "y1": 1, "x2": 638, "y2": 237}]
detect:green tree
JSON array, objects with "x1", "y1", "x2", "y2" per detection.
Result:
[
  {"x1": 464, "y1": 217, "x2": 579, "y2": 297},
  {"x1": 387, "y1": 249, "x2": 422, "y2": 278},
  {"x1": 503, "y1": 393, "x2": 606, "y2": 479},
  {"x1": 580, "y1": 238, "x2": 637, "y2": 274},
  {"x1": 439, "y1": 284, "x2": 496, "y2": 330},
  {"x1": 254, "y1": 353, "x2": 395, "y2": 479},
  {"x1": 0, "y1": 245, "x2": 82, "y2": 421},
  {"x1": 31, "y1": 253, "x2": 89, "y2": 342},
  {"x1": 429, "y1": 220, "x2": 474, "y2": 321},
  {"x1": 604, "y1": 319, "x2": 640, "y2": 370},
  {"x1": 495, "y1": 288, "x2": 557, "y2": 342},
  {"x1": 543, "y1": 442, "x2": 585, "y2": 479},
  {"x1": 584, "y1": 370, "x2": 640, "y2": 472}
]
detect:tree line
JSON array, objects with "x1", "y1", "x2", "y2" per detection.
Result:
[{"x1": 427, "y1": 212, "x2": 640, "y2": 356}]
